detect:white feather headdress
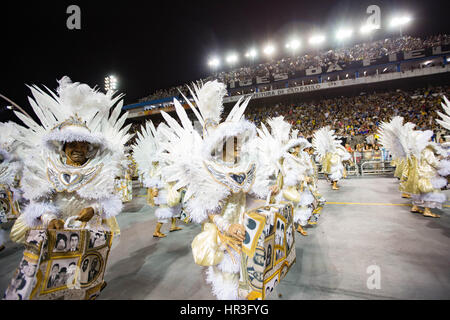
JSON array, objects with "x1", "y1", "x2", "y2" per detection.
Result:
[
  {"x1": 155, "y1": 81, "x2": 256, "y2": 223},
  {"x1": 132, "y1": 121, "x2": 164, "y2": 187},
  {"x1": 14, "y1": 76, "x2": 130, "y2": 155}
]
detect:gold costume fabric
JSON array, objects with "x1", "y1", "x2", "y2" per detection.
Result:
[{"x1": 400, "y1": 147, "x2": 441, "y2": 195}]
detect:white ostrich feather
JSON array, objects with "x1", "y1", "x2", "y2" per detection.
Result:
[
  {"x1": 132, "y1": 120, "x2": 162, "y2": 187},
  {"x1": 312, "y1": 126, "x2": 342, "y2": 161},
  {"x1": 186, "y1": 80, "x2": 227, "y2": 123},
  {"x1": 378, "y1": 116, "x2": 409, "y2": 160}
]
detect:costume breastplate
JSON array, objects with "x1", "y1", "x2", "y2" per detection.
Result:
[
  {"x1": 46, "y1": 158, "x2": 103, "y2": 193},
  {"x1": 204, "y1": 160, "x2": 256, "y2": 194}
]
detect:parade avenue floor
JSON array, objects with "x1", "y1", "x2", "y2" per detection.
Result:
[{"x1": 1, "y1": 176, "x2": 449, "y2": 300}]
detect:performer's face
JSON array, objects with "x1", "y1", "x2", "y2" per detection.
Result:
[
  {"x1": 291, "y1": 146, "x2": 300, "y2": 156},
  {"x1": 222, "y1": 137, "x2": 239, "y2": 163},
  {"x1": 64, "y1": 141, "x2": 89, "y2": 165}
]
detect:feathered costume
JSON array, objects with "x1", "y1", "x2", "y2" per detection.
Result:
[
  {"x1": 132, "y1": 121, "x2": 183, "y2": 237},
  {"x1": 251, "y1": 118, "x2": 321, "y2": 235},
  {"x1": 378, "y1": 116, "x2": 412, "y2": 197},
  {"x1": 312, "y1": 126, "x2": 351, "y2": 189},
  {"x1": 155, "y1": 80, "x2": 266, "y2": 300},
  {"x1": 436, "y1": 95, "x2": 450, "y2": 174},
  {"x1": 114, "y1": 147, "x2": 133, "y2": 203},
  {"x1": 0, "y1": 122, "x2": 25, "y2": 247},
  {"x1": 379, "y1": 114, "x2": 449, "y2": 216},
  {"x1": 9, "y1": 77, "x2": 130, "y2": 243}
]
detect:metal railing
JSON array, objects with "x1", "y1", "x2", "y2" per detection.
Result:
[{"x1": 316, "y1": 149, "x2": 395, "y2": 177}]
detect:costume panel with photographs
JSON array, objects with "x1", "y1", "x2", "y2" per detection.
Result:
[
  {"x1": 3, "y1": 227, "x2": 113, "y2": 300},
  {"x1": 239, "y1": 203, "x2": 296, "y2": 300}
]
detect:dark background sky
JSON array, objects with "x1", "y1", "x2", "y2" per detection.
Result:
[{"x1": 0, "y1": 0, "x2": 449, "y2": 121}]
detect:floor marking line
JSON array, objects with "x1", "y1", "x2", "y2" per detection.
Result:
[
  {"x1": 326, "y1": 201, "x2": 450, "y2": 208},
  {"x1": 134, "y1": 196, "x2": 450, "y2": 207}
]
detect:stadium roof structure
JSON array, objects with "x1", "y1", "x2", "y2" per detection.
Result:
[{"x1": 123, "y1": 96, "x2": 176, "y2": 111}]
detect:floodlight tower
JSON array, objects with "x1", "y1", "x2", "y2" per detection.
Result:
[{"x1": 104, "y1": 75, "x2": 118, "y2": 92}]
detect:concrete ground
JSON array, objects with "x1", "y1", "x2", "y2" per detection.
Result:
[{"x1": 1, "y1": 176, "x2": 449, "y2": 300}]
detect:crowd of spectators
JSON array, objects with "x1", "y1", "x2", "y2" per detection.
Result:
[
  {"x1": 137, "y1": 34, "x2": 449, "y2": 103},
  {"x1": 128, "y1": 85, "x2": 450, "y2": 160},
  {"x1": 244, "y1": 85, "x2": 450, "y2": 155}
]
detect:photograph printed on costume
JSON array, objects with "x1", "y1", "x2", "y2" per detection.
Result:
[
  {"x1": 263, "y1": 273, "x2": 279, "y2": 299},
  {"x1": 274, "y1": 218, "x2": 286, "y2": 246},
  {"x1": 286, "y1": 224, "x2": 294, "y2": 253},
  {"x1": 285, "y1": 204, "x2": 293, "y2": 224},
  {"x1": 80, "y1": 254, "x2": 102, "y2": 285},
  {"x1": 24, "y1": 229, "x2": 47, "y2": 255},
  {"x1": 4, "y1": 258, "x2": 39, "y2": 300},
  {"x1": 52, "y1": 230, "x2": 81, "y2": 254},
  {"x1": 45, "y1": 257, "x2": 80, "y2": 291},
  {"x1": 275, "y1": 248, "x2": 285, "y2": 262},
  {"x1": 87, "y1": 230, "x2": 108, "y2": 250},
  {"x1": 264, "y1": 236, "x2": 274, "y2": 273},
  {"x1": 27, "y1": 229, "x2": 46, "y2": 246}
]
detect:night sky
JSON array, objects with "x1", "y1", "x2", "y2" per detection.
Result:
[{"x1": 0, "y1": 0, "x2": 449, "y2": 121}]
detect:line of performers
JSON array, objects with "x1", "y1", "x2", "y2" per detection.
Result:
[
  {"x1": 0, "y1": 78, "x2": 355, "y2": 300},
  {"x1": 4, "y1": 77, "x2": 447, "y2": 300},
  {"x1": 379, "y1": 103, "x2": 450, "y2": 218}
]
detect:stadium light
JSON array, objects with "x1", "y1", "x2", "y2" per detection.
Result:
[
  {"x1": 360, "y1": 24, "x2": 377, "y2": 34},
  {"x1": 104, "y1": 75, "x2": 118, "y2": 92},
  {"x1": 336, "y1": 28, "x2": 353, "y2": 41},
  {"x1": 226, "y1": 53, "x2": 239, "y2": 65},
  {"x1": 286, "y1": 39, "x2": 301, "y2": 51},
  {"x1": 390, "y1": 15, "x2": 411, "y2": 37},
  {"x1": 309, "y1": 34, "x2": 325, "y2": 45},
  {"x1": 208, "y1": 57, "x2": 221, "y2": 68},
  {"x1": 245, "y1": 49, "x2": 258, "y2": 59},
  {"x1": 390, "y1": 16, "x2": 411, "y2": 28},
  {"x1": 263, "y1": 44, "x2": 276, "y2": 56}
]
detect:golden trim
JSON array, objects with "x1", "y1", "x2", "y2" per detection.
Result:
[{"x1": 241, "y1": 211, "x2": 266, "y2": 258}]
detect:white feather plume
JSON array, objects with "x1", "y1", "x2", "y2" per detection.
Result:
[{"x1": 312, "y1": 126, "x2": 342, "y2": 161}]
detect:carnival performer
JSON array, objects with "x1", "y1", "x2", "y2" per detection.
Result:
[
  {"x1": 9, "y1": 76, "x2": 129, "y2": 249},
  {"x1": 312, "y1": 126, "x2": 351, "y2": 190},
  {"x1": 156, "y1": 80, "x2": 284, "y2": 300},
  {"x1": 0, "y1": 122, "x2": 24, "y2": 252},
  {"x1": 115, "y1": 148, "x2": 133, "y2": 203},
  {"x1": 132, "y1": 121, "x2": 183, "y2": 238},
  {"x1": 251, "y1": 119, "x2": 316, "y2": 236},
  {"x1": 379, "y1": 116, "x2": 449, "y2": 218},
  {"x1": 378, "y1": 117, "x2": 411, "y2": 199},
  {"x1": 304, "y1": 145, "x2": 326, "y2": 225}
]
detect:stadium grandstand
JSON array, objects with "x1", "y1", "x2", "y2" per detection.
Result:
[{"x1": 123, "y1": 33, "x2": 450, "y2": 176}]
